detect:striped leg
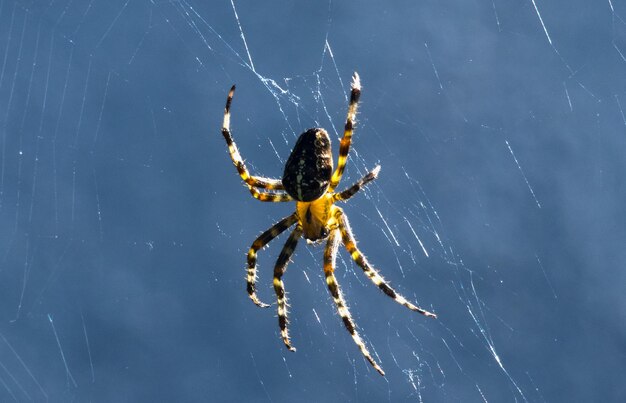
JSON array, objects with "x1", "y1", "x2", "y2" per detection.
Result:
[
  {"x1": 222, "y1": 85, "x2": 285, "y2": 190},
  {"x1": 337, "y1": 209, "x2": 437, "y2": 318},
  {"x1": 247, "y1": 213, "x2": 298, "y2": 307},
  {"x1": 273, "y1": 225, "x2": 303, "y2": 351},
  {"x1": 329, "y1": 73, "x2": 361, "y2": 191},
  {"x1": 324, "y1": 229, "x2": 385, "y2": 376},
  {"x1": 333, "y1": 165, "x2": 380, "y2": 202},
  {"x1": 248, "y1": 185, "x2": 293, "y2": 202}
]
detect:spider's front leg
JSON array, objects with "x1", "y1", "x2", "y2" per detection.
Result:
[
  {"x1": 324, "y1": 228, "x2": 385, "y2": 376},
  {"x1": 336, "y1": 208, "x2": 436, "y2": 318},
  {"x1": 273, "y1": 225, "x2": 303, "y2": 351},
  {"x1": 247, "y1": 213, "x2": 298, "y2": 307},
  {"x1": 221, "y1": 85, "x2": 289, "y2": 195}
]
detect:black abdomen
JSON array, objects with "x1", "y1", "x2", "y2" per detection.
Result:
[{"x1": 282, "y1": 128, "x2": 333, "y2": 202}]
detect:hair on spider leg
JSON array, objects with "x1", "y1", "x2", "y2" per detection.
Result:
[
  {"x1": 372, "y1": 164, "x2": 381, "y2": 177},
  {"x1": 351, "y1": 71, "x2": 362, "y2": 92}
]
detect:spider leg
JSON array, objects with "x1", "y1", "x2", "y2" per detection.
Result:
[
  {"x1": 273, "y1": 225, "x2": 303, "y2": 351},
  {"x1": 329, "y1": 73, "x2": 361, "y2": 192},
  {"x1": 324, "y1": 228, "x2": 385, "y2": 376},
  {"x1": 337, "y1": 208, "x2": 437, "y2": 318},
  {"x1": 333, "y1": 165, "x2": 380, "y2": 202},
  {"x1": 222, "y1": 85, "x2": 285, "y2": 190},
  {"x1": 247, "y1": 213, "x2": 298, "y2": 308},
  {"x1": 248, "y1": 185, "x2": 293, "y2": 202}
]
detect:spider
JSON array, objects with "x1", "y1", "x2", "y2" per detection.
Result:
[{"x1": 220, "y1": 73, "x2": 436, "y2": 376}]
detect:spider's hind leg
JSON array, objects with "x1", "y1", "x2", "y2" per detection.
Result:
[
  {"x1": 247, "y1": 213, "x2": 298, "y2": 307},
  {"x1": 337, "y1": 209, "x2": 437, "y2": 318},
  {"x1": 247, "y1": 186, "x2": 293, "y2": 202},
  {"x1": 324, "y1": 228, "x2": 385, "y2": 376},
  {"x1": 221, "y1": 85, "x2": 286, "y2": 191},
  {"x1": 329, "y1": 73, "x2": 361, "y2": 191}
]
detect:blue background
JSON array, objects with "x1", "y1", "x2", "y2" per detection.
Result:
[{"x1": 0, "y1": 0, "x2": 624, "y2": 401}]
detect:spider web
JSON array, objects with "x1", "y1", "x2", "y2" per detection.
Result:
[{"x1": 0, "y1": 0, "x2": 624, "y2": 401}]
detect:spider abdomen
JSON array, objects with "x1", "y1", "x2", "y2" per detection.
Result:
[{"x1": 282, "y1": 128, "x2": 333, "y2": 202}]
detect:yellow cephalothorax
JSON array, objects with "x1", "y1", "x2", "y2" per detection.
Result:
[
  {"x1": 296, "y1": 194, "x2": 338, "y2": 242},
  {"x1": 220, "y1": 72, "x2": 436, "y2": 376}
]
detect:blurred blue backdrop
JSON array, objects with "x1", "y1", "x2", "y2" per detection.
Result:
[{"x1": 0, "y1": 0, "x2": 624, "y2": 401}]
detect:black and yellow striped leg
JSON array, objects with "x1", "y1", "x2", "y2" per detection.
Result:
[
  {"x1": 337, "y1": 209, "x2": 437, "y2": 318},
  {"x1": 222, "y1": 85, "x2": 285, "y2": 190},
  {"x1": 247, "y1": 213, "x2": 298, "y2": 308},
  {"x1": 248, "y1": 186, "x2": 293, "y2": 202},
  {"x1": 274, "y1": 225, "x2": 303, "y2": 351},
  {"x1": 329, "y1": 72, "x2": 361, "y2": 191},
  {"x1": 324, "y1": 229, "x2": 385, "y2": 376},
  {"x1": 333, "y1": 165, "x2": 380, "y2": 202}
]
